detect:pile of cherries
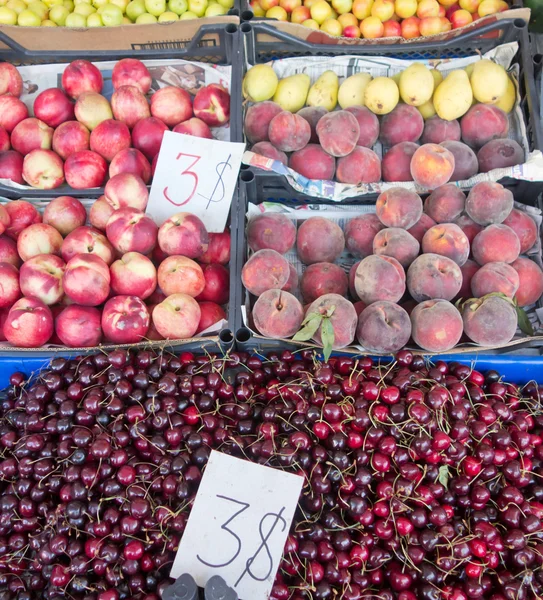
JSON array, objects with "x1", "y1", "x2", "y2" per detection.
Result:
[{"x1": 0, "y1": 348, "x2": 541, "y2": 600}]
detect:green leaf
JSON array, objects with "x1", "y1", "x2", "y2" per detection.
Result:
[
  {"x1": 293, "y1": 313, "x2": 322, "y2": 342},
  {"x1": 320, "y1": 318, "x2": 335, "y2": 363},
  {"x1": 516, "y1": 306, "x2": 534, "y2": 337},
  {"x1": 438, "y1": 465, "x2": 449, "y2": 488}
]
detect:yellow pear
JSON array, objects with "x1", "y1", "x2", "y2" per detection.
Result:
[
  {"x1": 273, "y1": 73, "x2": 311, "y2": 113},
  {"x1": 307, "y1": 70, "x2": 339, "y2": 112},
  {"x1": 464, "y1": 63, "x2": 474, "y2": 78},
  {"x1": 470, "y1": 59, "x2": 508, "y2": 104},
  {"x1": 417, "y1": 98, "x2": 436, "y2": 120},
  {"x1": 430, "y1": 69, "x2": 443, "y2": 87},
  {"x1": 242, "y1": 64, "x2": 278, "y2": 103},
  {"x1": 399, "y1": 63, "x2": 434, "y2": 107},
  {"x1": 494, "y1": 76, "x2": 516, "y2": 113},
  {"x1": 338, "y1": 72, "x2": 372, "y2": 108},
  {"x1": 364, "y1": 77, "x2": 399, "y2": 115},
  {"x1": 433, "y1": 70, "x2": 473, "y2": 121},
  {"x1": 391, "y1": 71, "x2": 402, "y2": 85}
]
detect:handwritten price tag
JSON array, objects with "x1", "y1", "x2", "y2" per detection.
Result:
[
  {"x1": 148, "y1": 131, "x2": 246, "y2": 232},
  {"x1": 171, "y1": 451, "x2": 303, "y2": 599}
]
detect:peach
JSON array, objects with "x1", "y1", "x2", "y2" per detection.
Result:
[
  {"x1": 422, "y1": 117, "x2": 461, "y2": 145},
  {"x1": 462, "y1": 296, "x2": 517, "y2": 346},
  {"x1": 304, "y1": 293, "x2": 358, "y2": 349},
  {"x1": 470, "y1": 261, "x2": 519, "y2": 298},
  {"x1": 64, "y1": 150, "x2": 107, "y2": 190},
  {"x1": 477, "y1": 138, "x2": 524, "y2": 173},
  {"x1": 253, "y1": 289, "x2": 304, "y2": 339},
  {"x1": 52, "y1": 121, "x2": 90, "y2": 161},
  {"x1": 354, "y1": 300, "x2": 367, "y2": 315},
  {"x1": 244, "y1": 101, "x2": 283, "y2": 143},
  {"x1": 383, "y1": 19, "x2": 402, "y2": 36},
  {"x1": 61, "y1": 226, "x2": 115, "y2": 265},
  {"x1": 411, "y1": 299, "x2": 463, "y2": 352},
  {"x1": 199, "y1": 230, "x2": 231, "y2": 265},
  {"x1": 419, "y1": 15, "x2": 446, "y2": 35},
  {"x1": 17, "y1": 224, "x2": 63, "y2": 262},
  {"x1": 354, "y1": 255, "x2": 406, "y2": 304},
  {"x1": 157, "y1": 212, "x2": 209, "y2": 259},
  {"x1": 0, "y1": 263, "x2": 21, "y2": 308},
  {"x1": 104, "y1": 173, "x2": 149, "y2": 212},
  {"x1": 382, "y1": 142, "x2": 419, "y2": 182},
  {"x1": 407, "y1": 213, "x2": 437, "y2": 244},
  {"x1": 512, "y1": 257, "x2": 543, "y2": 307},
  {"x1": 173, "y1": 118, "x2": 213, "y2": 140},
  {"x1": 251, "y1": 142, "x2": 288, "y2": 165},
  {"x1": 63, "y1": 254, "x2": 110, "y2": 306},
  {"x1": 20, "y1": 255, "x2": 65, "y2": 306},
  {"x1": 411, "y1": 143, "x2": 455, "y2": 189},
  {"x1": 503, "y1": 208, "x2": 538, "y2": 254},
  {"x1": 157, "y1": 256, "x2": 205, "y2": 298},
  {"x1": 110, "y1": 252, "x2": 157, "y2": 300},
  {"x1": 241, "y1": 249, "x2": 290, "y2": 296},
  {"x1": 361, "y1": 15, "x2": 385, "y2": 37},
  {"x1": 297, "y1": 107, "x2": 328, "y2": 144},
  {"x1": 472, "y1": 224, "x2": 520, "y2": 265},
  {"x1": 22, "y1": 149, "x2": 65, "y2": 190},
  {"x1": 456, "y1": 258, "x2": 479, "y2": 300},
  {"x1": 109, "y1": 148, "x2": 151, "y2": 184},
  {"x1": 300, "y1": 262, "x2": 348, "y2": 303},
  {"x1": 460, "y1": 105, "x2": 509, "y2": 149},
  {"x1": 150, "y1": 86, "x2": 192, "y2": 128},
  {"x1": 5, "y1": 200, "x2": 41, "y2": 240},
  {"x1": 0, "y1": 206, "x2": 9, "y2": 237},
  {"x1": 439, "y1": 140, "x2": 478, "y2": 181},
  {"x1": 422, "y1": 223, "x2": 470, "y2": 266},
  {"x1": 106, "y1": 208, "x2": 158, "y2": 255},
  {"x1": 11, "y1": 118, "x2": 53, "y2": 157},
  {"x1": 268, "y1": 112, "x2": 311, "y2": 152},
  {"x1": 465, "y1": 181, "x2": 514, "y2": 225},
  {"x1": 282, "y1": 263, "x2": 299, "y2": 294},
  {"x1": 316, "y1": 110, "x2": 360, "y2": 157},
  {"x1": 402, "y1": 15, "x2": 421, "y2": 37},
  {"x1": 356, "y1": 301, "x2": 411, "y2": 353},
  {"x1": 90, "y1": 119, "x2": 132, "y2": 162},
  {"x1": 152, "y1": 294, "x2": 200, "y2": 340},
  {"x1": 102, "y1": 295, "x2": 150, "y2": 344},
  {"x1": 55, "y1": 305, "x2": 102, "y2": 348},
  {"x1": 0, "y1": 236, "x2": 21, "y2": 267},
  {"x1": 454, "y1": 214, "x2": 483, "y2": 245},
  {"x1": 289, "y1": 145, "x2": 336, "y2": 180},
  {"x1": 349, "y1": 260, "x2": 361, "y2": 299},
  {"x1": 380, "y1": 104, "x2": 424, "y2": 147},
  {"x1": 3, "y1": 297, "x2": 53, "y2": 348},
  {"x1": 451, "y1": 7, "x2": 473, "y2": 27},
  {"x1": 373, "y1": 227, "x2": 420, "y2": 267},
  {"x1": 424, "y1": 184, "x2": 466, "y2": 223},
  {"x1": 345, "y1": 106, "x2": 380, "y2": 148},
  {"x1": 197, "y1": 302, "x2": 227, "y2": 334},
  {"x1": 376, "y1": 188, "x2": 423, "y2": 229},
  {"x1": 196, "y1": 263, "x2": 229, "y2": 305},
  {"x1": 89, "y1": 197, "x2": 115, "y2": 232},
  {"x1": 43, "y1": 196, "x2": 87, "y2": 237},
  {"x1": 407, "y1": 253, "x2": 462, "y2": 301},
  {"x1": 336, "y1": 147, "x2": 381, "y2": 184},
  {"x1": 297, "y1": 217, "x2": 345, "y2": 264},
  {"x1": 345, "y1": 214, "x2": 384, "y2": 258},
  {"x1": 112, "y1": 59, "x2": 152, "y2": 94}
]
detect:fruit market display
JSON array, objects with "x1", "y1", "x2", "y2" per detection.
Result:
[
  {"x1": 0, "y1": 348, "x2": 543, "y2": 600},
  {"x1": 242, "y1": 181, "x2": 543, "y2": 354},
  {"x1": 0, "y1": 190, "x2": 231, "y2": 348},
  {"x1": 249, "y1": 0, "x2": 511, "y2": 38},
  {"x1": 243, "y1": 61, "x2": 521, "y2": 186},
  {"x1": 0, "y1": 60, "x2": 230, "y2": 190}
]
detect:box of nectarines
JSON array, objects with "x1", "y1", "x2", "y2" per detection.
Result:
[
  {"x1": 242, "y1": 41, "x2": 543, "y2": 201},
  {"x1": 240, "y1": 191, "x2": 543, "y2": 356}
]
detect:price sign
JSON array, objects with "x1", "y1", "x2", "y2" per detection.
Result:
[
  {"x1": 171, "y1": 451, "x2": 303, "y2": 600},
  {"x1": 148, "y1": 131, "x2": 245, "y2": 232}
]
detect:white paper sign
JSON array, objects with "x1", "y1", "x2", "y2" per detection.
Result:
[
  {"x1": 171, "y1": 450, "x2": 303, "y2": 599},
  {"x1": 148, "y1": 131, "x2": 245, "y2": 232}
]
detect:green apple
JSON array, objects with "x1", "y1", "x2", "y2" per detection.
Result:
[
  {"x1": 158, "y1": 8, "x2": 177, "y2": 17},
  {"x1": 43, "y1": 0, "x2": 64, "y2": 8},
  {"x1": 135, "y1": 9, "x2": 155, "y2": 20},
  {"x1": 100, "y1": 2, "x2": 123, "y2": 23},
  {"x1": 75, "y1": 2, "x2": 96, "y2": 14},
  {"x1": 109, "y1": 0, "x2": 128, "y2": 11},
  {"x1": 7, "y1": 0, "x2": 27, "y2": 14},
  {"x1": 65, "y1": 11, "x2": 86, "y2": 23},
  {"x1": 125, "y1": 0, "x2": 144, "y2": 18},
  {"x1": 17, "y1": 7, "x2": 41, "y2": 22},
  {"x1": 41, "y1": 17, "x2": 57, "y2": 23},
  {"x1": 86, "y1": 10, "x2": 102, "y2": 22},
  {"x1": 63, "y1": 0, "x2": 74, "y2": 10},
  {"x1": 215, "y1": 0, "x2": 233, "y2": 8},
  {"x1": 205, "y1": 3, "x2": 225, "y2": 14},
  {"x1": 0, "y1": 6, "x2": 17, "y2": 22},
  {"x1": 143, "y1": 0, "x2": 165, "y2": 15},
  {"x1": 167, "y1": 0, "x2": 186, "y2": 13},
  {"x1": 49, "y1": 3, "x2": 68, "y2": 21},
  {"x1": 28, "y1": 1, "x2": 48, "y2": 18},
  {"x1": 92, "y1": 0, "x2": 107, "y2": 8},
  {"x1": 179, "y1": 8, "x2": 195, "y2": 16},
  {"x1": 187, "y1": 0, "x2": 205, "y2": 15}
]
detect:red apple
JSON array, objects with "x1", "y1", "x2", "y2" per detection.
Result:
[
  {"x1": 157, "y1": 255, "x2": 205, "y2": 297},
  {"x1": 106, "y1": 207, "x2": 158, "y2": 255},
  {"x1": 101, "y1": 295, "x2": 149, "y2": 343},
  {"x1": 0, "y1": 127, "x2": 10, "y2": 152},
  {"x1": 55, "y1": 304, "x2": 102, "y2": 347},
  {"x1": 111, "y1": 85, "x2": 151, "y2": 129},
  {"x1": 112, "y1": 59, "x2": 152, "y2": 94},
  {"x1": 152, "y1": 293, "x2": 200, "y2": 339},
  {"x1": 0, "y1": 63, "x2": 23, "y2": 97},
  {"x1": 0, "y1": 263, "x2": 21, "y2": 308},
  {"x1": 0, "y1": 151, "x2": 24, "y2": 185},
  {"x1": 110, "y1": 251, "x2": 157, "y2": 300},
  {"x1": 193, "y1": 84, "x2": 230, "y2": 127},
  {"x1": 158, "y1": 212, "x2": 209, "y2": 258},
  {"x1": 132, "y1": 117, "x2": 168, "y2": 162},
  {"x1": 0, "y1": 206, "x2": 9, "y2": 236},
  {"x1": 11, "y1": 118, "x2": 54, "y2": 156},
  {"x1": 150, "y1": 86, "x2": 192, "y2": 128},
  {"x1": 196, "y1": 263, "x2": 229, "y2": 305},
  {"x1": 0, "y1": 96, "x2": 29, "y2": 133},
  {"x1": 173, "y1": 117, "x2": 213, "y2": 139},
  {"x1": 3, "y1": 296, "x2": 53, "y2": 348},
  {"x1": 52, "y1": 121, "x2": 90, "y2": 161},
  {"x1": 89, "y1": 196, "x2": 114, "y2": 232},
  {"x1": 5, "y1": 200, "x2": 41, "y2": 240},
  {"x1": 17, "y1": 223, "x2": 63, "y2": 261},
  {"x1": 61, "y1": 225, "x2": 114, "y2": 264},
  {"x1": 109, "y1": 148, "x2": 151, "y2": 184},
  {"x1": 0, "y1": 235, "x2": 21, "y2": 267},
  {"x1": 33, "y1": 88, "x2": 75, "y2": 128},
  {"x1": 197, "y1": 301, "x2": 226, "y2": 333},
  {"x1": 43, "y1": 196, "x2": 87, "y2": 237},
  {"x1": 64, "y1": 150, "x2": 107, "y2": 189},
  {"x1": 103, "y1": 173, "x2": 148, "y2": 211},
  {"x1": 22, "y1": 150, "x2": 64, "y2": 190},
  {"x1": 63, "y1": 253, "x2": 110, "y2": 306},
  {"x1": 20, "y1": 254, "x2": 65, "y2": 305},
  {"x1": 199, "y1": 229, "x2": 230, "y2": 264},
  {"x1": 90, "y1": 119, "x2": 131, "y2": 162},
  {"x1": 62, "y1": 60, "x2": 103, "y2": 100}
]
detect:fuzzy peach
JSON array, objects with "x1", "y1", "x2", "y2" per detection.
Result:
[
  {"x1": 356, "y1": 301, "x2": 411, "y2": 353},
  {"x1": 454, "y1": 214, "x2": 483, "y2": 245},
  {"x1": 462, "y1": 295, "x2": 517, "y2": 346},
  {"x1": 345, "y1": 106, "x2": 380, "y2": 148},
  {"x1": 465, "y1": 181, "x2": 514, "y2": 226},
  {"x1": 440, "y1": 140, "x2": 479, "y2": 181},
  {"x1": 316, "y1": 110, "x2": 360, "y2": 157},
  {"x1": 503, "y1": 208, "x2": 538, "y2": 254},
  {"x1": 410, "y1": 143, "x2": 455, "y2": 189},
  {"x1": 300, "y1": 262, "x2": 348, "y2": 303},
  {"x1": 336, "y1": 147, "x2": 381, "y2": 185},
  {"x1": 477, "y1": 139, "x2": 524, "y2": 173},
  {"x1": 382, "y1": 142, "x2": 419, "y2": 182},
  {"x1": 422, "y1": 223, "x2": 470, "y2": 266},
  {"x1": 373, "y1": 227, "x2": 420, "y2": 267},
  {"x1": 472, "y1": 224, "x2": 521, "y2": 265},
  {"x1": 407, "y1": 213, "x2": 437, "y2": 244},
  {"x1": 345, "y1": 214, "x2": 384, "y2": 258},
  {"x1": 380, "y1": 104, "x2": 423, "y2": 147},
  {"x1": 470, "y1": 261, "x2": 519, "y2": 298},
  {"x1": 460, "y1": 104, "x2": 509, "y2": 149},
  {"x1": 456, "y1": 259, "x2": 480, "y2": 300},
  {"x1": 407, "y1": 253, "x2": 462, "y2": 301},
  {"x1": 297, "y1": 106, "x2": 328, "y2": 144},
  {"x1": 253, "y1": 289, "x2": 304, "y2": 339},
  {"x1": 422, "y1": 116, "x2": 461, "y2": 145},
  {"x1": 354, "y1": 254, "x2": 406, "y2": 304},
  {"x1": 305, "y1": 293, "x2": 358, "y2": 349},
  {"x1": 245, "y1": 101, "x2": 283, "y2": 144},
  {"x1": 424, "y1": 184, "x2": 466, "y2": 223},
  {"x1": 411, "y1": 299, "x2": 463, "y2": 351},
  {"x1": 297, "y1": 217, "x2": 345, "y2": 264},
  {"x1": 251, "y1": 142, "x2": 288, "y2": 166},
  {"x1": 376, "y1": 187, "x2": 423, "y2": 229},
  {"x1": 512, "y1": 257, "x2": 543, "y2": 307},
  {"x1": 268, "y1": 112, "x2": 311, "y2": 152},
  {"x1": 241, "y1": 249, "x2": 290, "y2": 296},
  {"x1": 289, "y1": 145, "x2": 336, "y2": 180}
]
